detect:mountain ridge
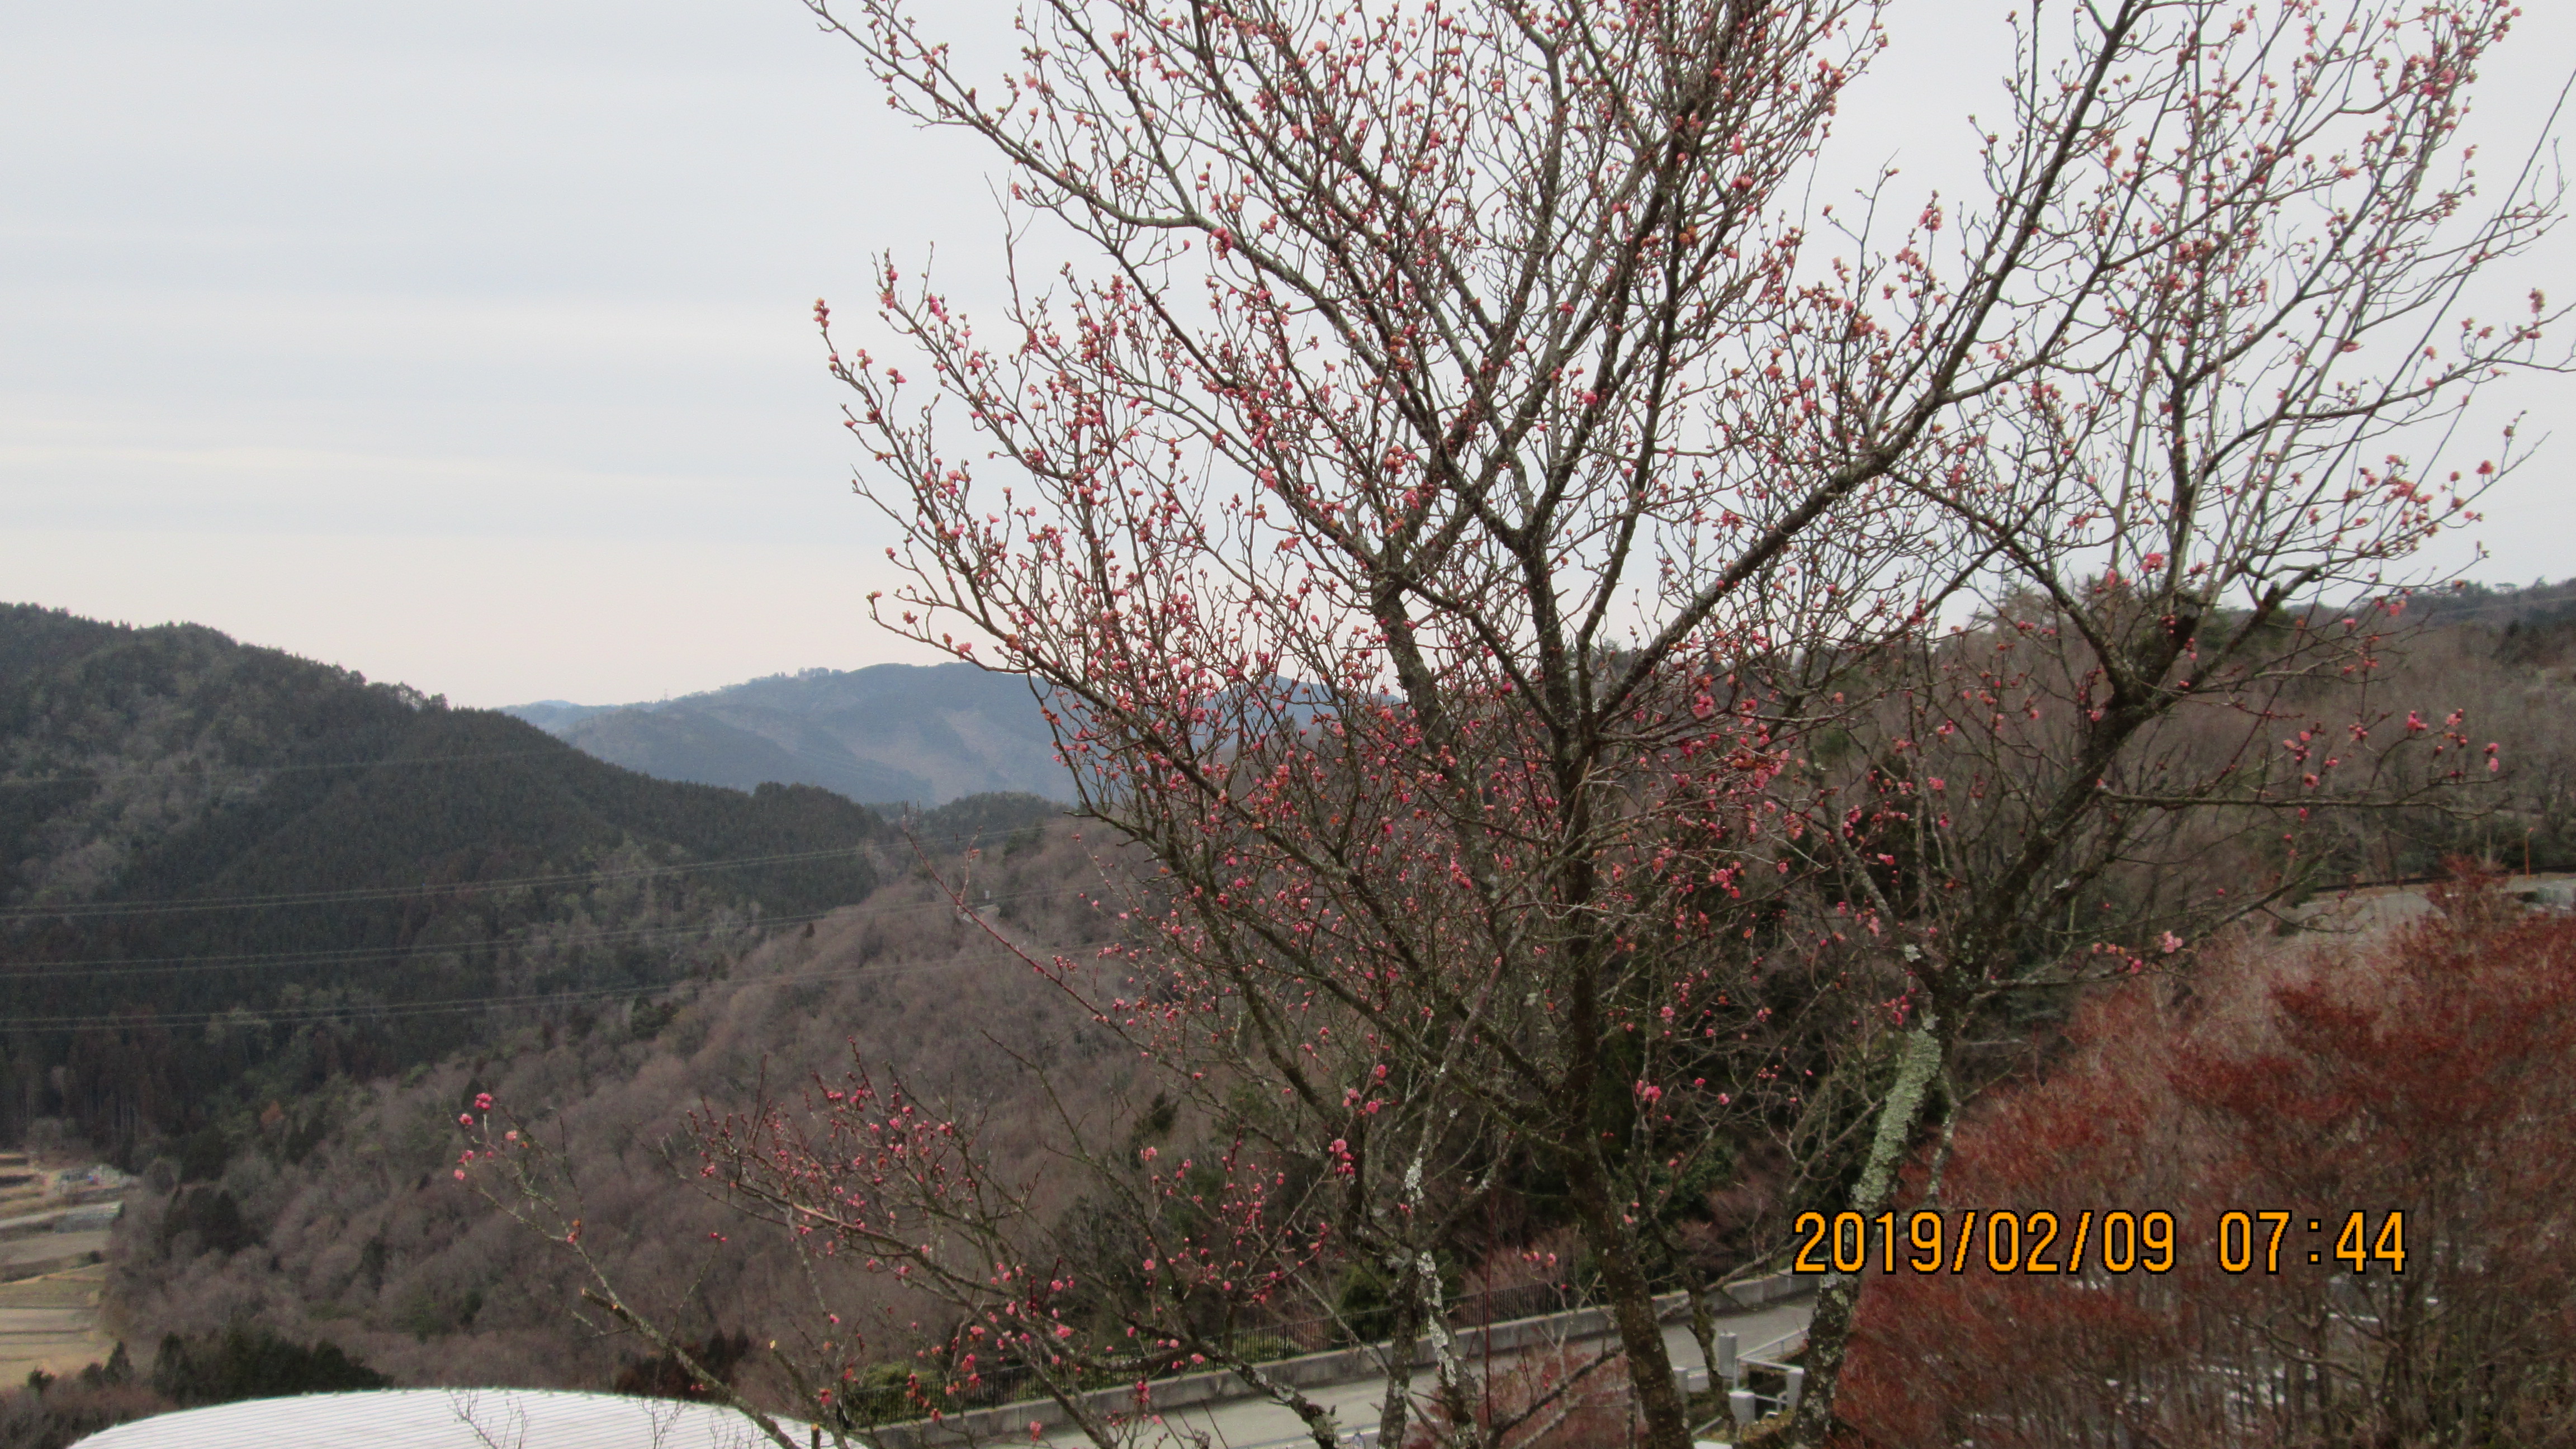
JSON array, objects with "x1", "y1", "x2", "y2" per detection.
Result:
[
  {"x1": 0, "y1": 603, "x2": 889, "y2": 1157},
  {"x1": 501, "y1": 661, "x2": 1072, "y2": 806}
]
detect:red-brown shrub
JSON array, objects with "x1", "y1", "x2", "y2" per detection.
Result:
[{"x1": 1841, "y1": 874, "x2": 2576, "y2": 1448}]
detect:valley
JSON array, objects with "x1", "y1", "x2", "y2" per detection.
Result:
[{"x1": 3, "y1": 593, "x2": 2574, "y2": 1448}]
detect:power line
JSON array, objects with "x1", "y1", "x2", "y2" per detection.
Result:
[
  {"x1": 0, "y1": 941, "x2": 1072, "y2": 1033},
  {"x1": 0, "y1": 815, "x2": 1063, "y2": 922},
  {"x1": 0, "y1": 911, "x2": 823, "y2": 980},
  {"x1": 0, "y1": 844, "x2": 877, "y2": 921},
  {"x1": 0, "y1": 879, "x2": 1071, "y2": 980},
  {"x1": 0, "y1": 747, "x2": 576, "y2": 788}
]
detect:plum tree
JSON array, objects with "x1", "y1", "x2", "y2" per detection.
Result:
[{"x1": 508, "y1": 1, "x2": 2566, "y2": 1443}]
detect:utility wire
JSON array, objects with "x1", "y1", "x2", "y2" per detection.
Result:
[
  {"x1": 0, "y1": 941, "x2": 1075, "y2": 1033},
  {"x1": 0, "y1": 816, "x2": 1067, "y2": 922},
  {"x1": 0, "y1": 879, "x2": 1071, "y2": 980},
  {"x1": 0, "y1": 845, "x2": 877, "y2": 921},
  {"x1": 0, "y1": 747, "x2": 577, "y2": 788},
  {"x1": 0, "y1": 911, "x2": 827, "y2": 981}
]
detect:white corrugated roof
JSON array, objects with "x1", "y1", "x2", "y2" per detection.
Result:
[{"x1": 70, "y1": 1388, "x2": 811, "y2": 1449}]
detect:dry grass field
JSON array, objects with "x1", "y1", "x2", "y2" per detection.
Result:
[
  {"x1": 0, "y1": 1151, "x2": 129, "y2": 1384},
  {"x1": 0, "y1": 1260, "x2": 115, "y2": 1384}
]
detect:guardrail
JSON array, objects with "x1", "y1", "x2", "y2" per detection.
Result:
[
  {"x1": 1678, "y1": 1324, "x2": 1810, "y2": 1445},
  {"x1": 866, "y1": 1274, "x2": 1812, "y2": 1448}
]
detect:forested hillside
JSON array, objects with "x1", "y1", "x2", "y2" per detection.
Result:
[
  {"x1": 2391, "y1": 576, "x2": 2576, "y2": 632},
  {"x1": 101, "y1": 803, "x2": 1108, "y2": 1398},
  {"x1": 6, "y1": 592, "x2": 2574, "y2": 1448},
  {"x1": 6, "y1": 591, "x2": 2570, "y2": 1167},
  {"x1": 0, "y1": 606, "x2": 887, "y2": 1158},
  {"x1": 2308, "y1": 598, "x2": 2576, "y2": 877}
]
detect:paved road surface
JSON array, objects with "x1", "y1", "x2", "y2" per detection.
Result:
[{"x1": 1017, "y1": 1295, "x2": 1812, "y2": 1448}]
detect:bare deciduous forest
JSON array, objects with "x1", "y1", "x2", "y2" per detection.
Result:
[
  {"x1": 0, "y1": 599, "x2": 2571, "y2": 1448},
  {"x1": 109, "y1": 821, "x2": 1125, "y2": 1395}
]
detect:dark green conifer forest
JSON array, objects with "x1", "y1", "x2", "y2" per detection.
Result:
[{"x1": 0, "y1": 605, "x2": 884, "y2": 1158}]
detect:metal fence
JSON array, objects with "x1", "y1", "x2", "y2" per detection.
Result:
[{"x1": 1677, "y1": 1325, "x2": 1808, "y2": 1445}]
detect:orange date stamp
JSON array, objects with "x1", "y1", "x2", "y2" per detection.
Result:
[{"x1": 1790, "y1": 1209, "x2": 2407, "y2": 1275}]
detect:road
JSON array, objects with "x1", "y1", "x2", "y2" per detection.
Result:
[{"x1": 1011, "y1": 1294, "x2": 1813, "y2": 1449}]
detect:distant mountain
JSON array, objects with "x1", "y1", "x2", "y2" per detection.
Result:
[
  {"x1": 502, "y1": 663, "x2": 1072, "y2": 806},
  {"x1": 500, "y1": 700, "x2": 621, "y2": 732}
]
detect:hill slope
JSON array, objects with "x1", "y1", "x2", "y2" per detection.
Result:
[
  {"x1": 0, "y1": 605, "x2": 887, "y2": 1157},
  {"x1": 106, "y1": 814, "x2": 1123, "y2": 1399}
]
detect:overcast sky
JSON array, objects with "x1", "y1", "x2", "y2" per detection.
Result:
[{"x1": 7, "y1": 2, "x2": 2571, "y2": 709}]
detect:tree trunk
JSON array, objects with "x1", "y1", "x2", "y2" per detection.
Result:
[
  {"x1": 1371, "y1": 1265, "x2": 1426, "y2": 1449},
  {"x1": 1782, "y1": 1019, "x2": 1946, "y2": 1446},
  {"x1": 1685, "y1": 1271, "x2": 1721, "y2": 1383},
  {"x1": 1565, "y1": 1150, "x2": 1695, "y2": 1449}
]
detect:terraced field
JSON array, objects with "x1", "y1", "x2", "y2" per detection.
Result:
[{"x1": 0, "y1": 1259, "x2": 116, "y2": 1384}]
